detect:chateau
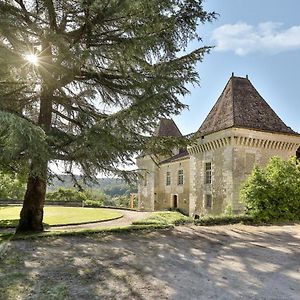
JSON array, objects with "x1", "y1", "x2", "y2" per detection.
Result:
[{"x1": 137, "y1": 75, "x2": 300, "y2": 216}]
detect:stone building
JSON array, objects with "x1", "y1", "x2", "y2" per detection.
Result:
[{"x1": 137, "y1": 75, "x2": 300, "y2": 216}]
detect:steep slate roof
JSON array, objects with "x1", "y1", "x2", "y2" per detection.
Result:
[
  {"x1": 197, "y1": 76, "x2": 299, "y2": 136},
  {"x1": 154, "y1": 118, "x2": 182, "y2": 137},
  {"x1": 160, "y1": 149, "x2": 189, "y2": 165}
]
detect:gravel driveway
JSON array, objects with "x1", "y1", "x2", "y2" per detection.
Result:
[
  {"x1": 50, "y1": 209, "x2": 151, "y2": 231},
  {"x1": 1, "y1": 224, "x2": 299, "y2": 299}
]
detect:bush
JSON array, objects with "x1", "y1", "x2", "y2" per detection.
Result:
[
  {"x1": 103, "y1": 195, "x2": 137, "y2": 208},
  {"x1": 194, "y1": 214, "x2": 254, "y2": 226},
  {"x1": 240, "y1": 156, "x2": 300, "y2": 221},
  {"x1": 102, "y1": 198, "x2": 117, "y2": 207},
  {"x1": 83, "y1": 199, "x2": 103, "y2": 208},
  {"x1": 46, "y1": 188, "x2": 107, "y2": 207},
  {"x1": 46, "y1": 188, "x2": 88, "y2": 202},
  {"x1": 113, "y1": 195, "x2": 132, "y2": 208}
]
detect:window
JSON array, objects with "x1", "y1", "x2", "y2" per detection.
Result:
[
  {"x1": 205, "y1": 162, "x2": 212, "y2": 184},
  {"x1": 177, "y1": 169, "x2": 184, "y2": 185},
  {"x1": 205, "y1": 194, "x2": 212, "y2": 208},
  {"x1": 166, "y1": 171, "x2": 171, "y2": 186}
]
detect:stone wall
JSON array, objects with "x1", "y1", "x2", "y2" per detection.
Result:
[
  {"x1": 155, "y1": 158, "x2": 190, "y2": 215},
  {"x1": 231, "y1": 128, "x2": 300, "y2": 212},
  {"x1": 138, "y1": 127, "x2": 300, "y2": 216},
  {"x1": 189, "y1": 132, "x2": 233, "y2": 216},
  {"x1": 189, "y1": 127, "x2": 300, "y2": 216},
  {"x1": 136, "y1": 155, "x2": 156, "y2": 211}
]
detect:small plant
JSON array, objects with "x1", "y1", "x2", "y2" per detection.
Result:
[{"x1": 224, "y1": 204, "x2": 233, "y2": 216}]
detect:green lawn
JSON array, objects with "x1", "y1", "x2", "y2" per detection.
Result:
[
  {"x1": 0, "y1": 206, "x2": 122, "y2": 228},
  {"x1": 132, "y1": 211, "x2": 192, "y2": 226}
]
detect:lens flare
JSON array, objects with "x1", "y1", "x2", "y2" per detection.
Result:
[{"x1": 25, "y1": 54, "x2": 39, "y2": 65}]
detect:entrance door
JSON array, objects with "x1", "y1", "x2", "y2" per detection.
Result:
[{"x1": 173, "y1": 195, "x2": 178, "y2": 208}]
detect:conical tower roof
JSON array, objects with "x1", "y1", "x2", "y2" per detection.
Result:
[
  {"x1": 197, "y1": 75, "x2": 298, "y2": 136},
  {"x1": 154, "y1": 118, "x2": 182, "y2": 137}
]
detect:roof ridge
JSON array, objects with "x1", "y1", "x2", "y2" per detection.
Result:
[
  {"x1": 154, "y1": 118, "x2": 182, "y2": 137},
  {"x1": 231, "y1": 76, "x2": 236, "y2": 126}
]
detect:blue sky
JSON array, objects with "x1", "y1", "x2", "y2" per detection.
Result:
[{"x1": 174, "y1": 0, "x2": 300, "y2": 135}]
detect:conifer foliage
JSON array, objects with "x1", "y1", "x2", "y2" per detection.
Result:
[{"x1": 0, "y1": 0, "x2": 215, "y2": 232}]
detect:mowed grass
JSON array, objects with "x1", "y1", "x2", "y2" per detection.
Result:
[
  {"x1": 0, "y1": 206, "x2": 122, "y2": 227},
  {"x1": 132, "y1": 211, "x2": 192, "y2": 226}
]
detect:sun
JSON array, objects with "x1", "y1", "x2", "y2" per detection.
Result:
[{"x1": 25, "y1": 53, "x2": 39, "y2": 65}]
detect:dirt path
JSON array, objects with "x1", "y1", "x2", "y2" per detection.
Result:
[
  {"x1": 1, "y1": 224, "x2": 299, "y2": 299},
  {"x1": 50, "y1": 209, "x2": 150, "y2": 231}
]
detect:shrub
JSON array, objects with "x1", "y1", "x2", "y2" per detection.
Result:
[
  {"x1": 46, "y1": 188, "x2": 88, "y2": 203},
  {"x1": 240, "y1": 156, "x2": 300, "y2": 221},
  {"x1": 83, "y1": 199, "x2": 103, "y2": 208},
  {"x1": 194, "y1": 214, "x2": 254, "y2": 226},
  {"x1": 104, "y1": 195, "x2": 137, "y2": 208},
  {"x1": 102, "y1": 198, "x2": 117, "y2": 207}
]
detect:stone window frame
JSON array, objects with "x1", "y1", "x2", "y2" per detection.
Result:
[
  {"x1": 166, "y1": 171, "x2": 171, "y2": 186},
  {"x1": 205, "y1": 162, "x2": 212, "y2": 184},
  {"x1": 205, "y1": 194, "x2": 212, "y2": 209},
  {"x1": 177, "y1": 169, "x2": 184, "y2": 185}
]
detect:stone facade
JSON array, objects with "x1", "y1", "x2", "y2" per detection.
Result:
[
  {"x1": 188, "y1": 127, "x2": 300, "y2": 216},
  {"x1": 137, "y1": 75, "x2": 300, "y2": 216}
]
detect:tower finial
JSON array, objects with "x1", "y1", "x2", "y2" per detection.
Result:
[
  {"x1": 246, "y1": 74, "x2": 249, "y2": 79},
  {"x1": 232, "y1": 72, "x2": 234, "y2": 77}
]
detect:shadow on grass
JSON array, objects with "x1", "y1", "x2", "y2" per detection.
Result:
[
  {"x1": 0, "y1": 219, "x2": 50, "y2": 229},
  {"x1": 0, "y1": 219, "x2": 19, "y2": 228}
]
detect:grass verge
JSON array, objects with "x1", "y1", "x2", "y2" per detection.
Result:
[
  {"x1": 11, "y1": 224, "x2": 173, "y2": 240},
  {"x1": 194, "y1": 214, "x2": 300, "y2": 226},
  {"x1": 132, "y1": 211, "x2": 192, "y2": 226}
]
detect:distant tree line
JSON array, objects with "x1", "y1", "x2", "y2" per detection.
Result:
[{"x1": 0, "y1": 173, "x2": 137, "y2": 208}]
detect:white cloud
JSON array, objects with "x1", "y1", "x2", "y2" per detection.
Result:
[{"x1": 212, "y1": 22, "x2": 300, "y2": 55}]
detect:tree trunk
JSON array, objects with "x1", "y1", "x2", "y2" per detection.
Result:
[
  {"x1": 16, "y1": 39, "x2": 53, "y2": 234},
  {"x1": 16, "y1": 165, "x2": 47, "y2": 233}
]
